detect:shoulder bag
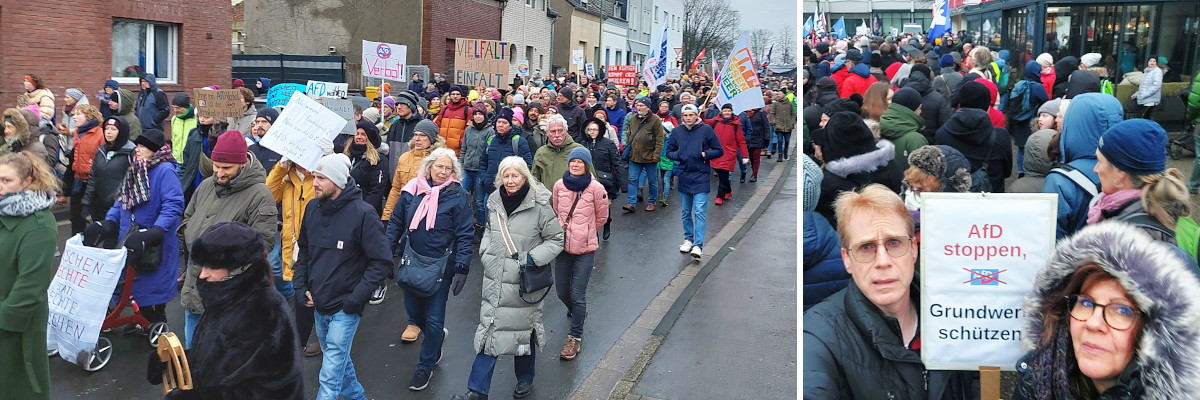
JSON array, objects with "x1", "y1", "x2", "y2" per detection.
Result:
[
  {"x1": 395, "y1": 196, "x2": 453, "y2": 297},
  {"x1": 498, "y1": 209, "x2": 553, "y2": 304},
  {"x1": 621, "y1": 117, "x2": 651, "y2": 161}
]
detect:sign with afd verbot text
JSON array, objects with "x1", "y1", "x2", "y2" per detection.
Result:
[
  {"x1": 606, "y1": 65, "x2": 638, "y2": 86},
  {"x1": 363, "y1": 40, "x2": 408, "y2": 82},
  {"x1": 454, "y1": 38, "x2": 513, "y2": 88},
  {"x1": 920, "y1": 193, "x2": 1056, "y2": 371},
  {"x1": 260, "y1": 92, "x2": 348, "y2": 171},
  {"x1": 191, "y1": 89, "x2": 244, "y2": 118},
  {"x1": 47, "y1": 234, "x2": 126, "y2": 367},
  {"x1": 306, "y1": 80, "x2": 349, "y2": 99}
]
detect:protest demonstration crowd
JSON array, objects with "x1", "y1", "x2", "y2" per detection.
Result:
[
  {"x1": 801, "y1": 26, "x2": 1200, "y2": 399},
  {"x1": 0, "y1": 27, "x2": 798, "y2": 397}
]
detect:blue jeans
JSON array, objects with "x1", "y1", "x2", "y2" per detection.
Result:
[
  {"x1": 314, "y1": 310, "x2": 367, "y2": 400},
  {"x1": 680, "y1": 192, "x2": 709, "y2": 248},
  {"x1": 554, "y1": 252, "x2": 595, "y2": 338},
  {"x1": 737, "y1": 148, "x2": 747, "y2": 176},
  {"x1": 627, "y1": 162, "x2": 658, "y2": 205},
  {"x1": 467, "y1": 345, "x2": 537, "y2": 395},
  {"x1": 270, "y1": 233, "x2": 294, "y2": 299},
  {"x1": 183, "y1": 309, "x2": 201, "y2": 349},
  {"x1": 659, "y1": 169, "x2": 674, "y2": 200},
  {"x1": 768, "y1": 125, "x2": 779, "y2": 153},
  {"x1": 402, "y1": 277, "x2": 451, "y2": 370},
  {"x1": 461, "y1": 169, "x2": 488, "y2": 226}
]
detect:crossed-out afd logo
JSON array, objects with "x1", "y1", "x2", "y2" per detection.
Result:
[
  {"x1": 377, "y1": 44, "x2": 392, "y2": 59},
  {"x1": 963, "y1": 268, "x2": 1006, "y2": 286}
]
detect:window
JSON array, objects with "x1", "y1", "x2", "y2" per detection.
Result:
[
  {"x1": 112, "y1": 19, "x2": 178, "y2": 83},
  {"x1": 655, "y1": 6, "x2": 659, "y2": 23}
]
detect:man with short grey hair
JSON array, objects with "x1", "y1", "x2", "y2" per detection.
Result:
[{"x1": 530, "y1": 114, "x2": 584, "y2": 194}]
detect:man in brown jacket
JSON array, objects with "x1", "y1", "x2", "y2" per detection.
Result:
[
  {"x1": 622, "y1": 97, "x2": 666, "y2": 213},
  {"x1": 770, "y1": 90, "x2": 796, "y2": 161}
]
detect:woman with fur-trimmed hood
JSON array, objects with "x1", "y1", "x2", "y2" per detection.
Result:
[{"x1": 1013, "y1": 221, "x2": 1200, "y2": 400}]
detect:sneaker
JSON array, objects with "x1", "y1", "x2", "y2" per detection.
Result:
[
  {"x1": 560, "y1": 336, "x2": 581, "y2": 360},
  {"x1": 658, "y1": 198, "x2": 669, "y2": 207},
  {"x1": 451, "y1": 390, "x2": 488, "y2": 400},
  {"x1": 750, "y1": 176, "x2": 757, "y2": 182},
  {"x1": 437, "y1": 328, "x2": 449, "y2": 364},
  {"x1": 690, "y1": 246, "x2": 703, "y2": 259},
  {"x1": 679, "y1": 240, "x2": 694, "y2": 253},
  {"x1": 401, "y1": 324, "x2": 421, "y2": 343},
  {"x1": 303, "y1": 340, "x2": 322, "y2": 357},
  {"x1": 513, "y1": 381, "x2": 533, "y2": 399},
  {"x1": 369, "y1": 285, "x2": 387, "y2": 305},
  {"x1": 724, "y1": 192, "x2": 732, "y2": 200},
  {"x1": 714, "y1": 197, "x2": 723, "y2": 205},
  {"x1": 408, "y1": 369, "x2": 433, "y2": 391}
]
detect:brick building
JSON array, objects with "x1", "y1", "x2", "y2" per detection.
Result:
[{"x1": 0, "y1": 0, "x2": 232, "y2": 141}]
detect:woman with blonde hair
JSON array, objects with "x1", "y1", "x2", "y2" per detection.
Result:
[
  {"x1": 1086, "y1": 119, "x2": 1190, "y2": 243},
  {"x1": 860, "y1": 81, "x2": 893, "y2": 122},
  {"x1": 345, "y1": 121, "x2": 391, "y2": 216}
]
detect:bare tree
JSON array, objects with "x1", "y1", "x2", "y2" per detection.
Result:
[
  {"x1": 682, "y1": 0, "x2": 740, "y2": 71},
  {"x1": 776, "y1": 25, "x2": 796, "y2": 64},
  {"x1": 749, "y1": 29, "x2": 774, "y2": 63}
]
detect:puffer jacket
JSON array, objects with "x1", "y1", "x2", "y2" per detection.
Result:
[
  {"x1": 481, "y1": 127, "x2": 533, "y2": 195},
  {"x1": 435, "y1": 99, "x2": 471, "y2": 156},
  {"x1": 740, "y1": 110, "x2": 770, "y2": 149},
  {"x1": 105, "y1": 162, "x2": 183, "y2": 307},
  {"x1": 84, "y1": 141, "x2": 134, "y2": 219},
  {"x1": 579, "y1": 134, "x2": 622, "y2": 197},
  {"x1": 382, "y1": 146, "x2": 433, "y2": 220},
  {"x1": 475, "y1": 181, "x2": 564, "y2": 356},
  {"x1": 267, "y1": 163, "x2": 315, "y2": 281},
  {"x1": 624, "y1": 112, "x2": 666, "y2": 164},
  {"x1": 935, "y1": 108, "x2": 1012, "y2": 193},
  {"x1": 707, "y1": 116, "x2": 749, "y2": 171},
  {"x1": 838, "y1": 63, "x2": 876, "y2": 98},
  {"x1": 71, "y1": 122, "x2": 105, "y2": 179},
  {"x1": 386, "y1": 180, "x2": 474, "y2": 278},
  {"x1": 879, "y1": 103, "x2": 928, "y2": 167},
  {"x1": 1013, "y1": 221, "x2": 1200, "y2": 400},
  {"x1": 348, "y1": 151, "x2": 390, "y2": 218},
  {"x1": 114, "y1": 89, "x2": 143, "y2": 139},
  {"x1": 1042, "y1": 93, "x2": 1123, "y2": 239},
  {"x1": 136, "y1": 73, "x2": 170, "y2": 131},
  {"x1": 1133, "y1": 66, "x2": 1163, "y2": 106},
  {"x1": 18, "y1": 88, "x2": 55, "y2": 120},
  {"x1": 816, "y1": 140, "x2": 905, "y2": 224},
  {"x1": 902, "y1": 72, "x2": 952, "y2": 143},
  {"x1": 802, "y1": 212, "x2": 849, "y2": 311},
  {"x1": 461, "y1": 124, "x2": 493, "y2": 172},
  {"x1": 179, "y1": 154, "x2": 278, "y2": 314},
  {"x1": 531, "y1": 135, "x2": 584, "y2": 191},
  {"x1": 551, "y1": 177, "x2": 608, "y2": 255}
]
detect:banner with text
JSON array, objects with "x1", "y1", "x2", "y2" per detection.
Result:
[
  {"x1": 920, "y1": 193, "x2": 1057, "y2": 370},
  {"x1": 714, "y1": 33, "x2": 765, "y2": 113},
  {"x1": 192, "y1": 89, "x2": 245, "y2": 118},
  {"x1": 606, "y1": 65, "x2": 638, "y2": 86},
  {"x1": 321, "y1": 98, "x2": 356, "y2": 135},
  {"x1": 306, "y1": 80, "x2": 349, "y2": 99},
  {"x1": 260, "y1": 92, "x2": 348, "y2": 171},
  {"x1": 47, "y1": 234, "x2": 126, "y2": 367},
  {"x1": 454, "y1": 38, "x2": 513, "y2": 88},
  {"x1": 363, "y1": 40, "x2": 408, "y2": 82},
  {"x1": 266, "y1": 83, "x2": 307, "y2": 108}
]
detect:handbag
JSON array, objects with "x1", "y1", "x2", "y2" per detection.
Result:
[
  {"x1": 497, "y1": 210, "x2": 553, "y2": 304},
  {"x1": 621, "y1": 118, "x2": 652, "y2": 161},
  {"x1": 119, "y1": 219, "x2": 163, "y2": 272},
  {"x1": 396, "y1": 237, "x2": 451, "y2": 297}
]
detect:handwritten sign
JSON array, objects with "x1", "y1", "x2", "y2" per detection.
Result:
[
  {"x1": 363, "y1": 40, "x2": 408, "y2": 82},
  {"x1": 47, "y1": 234, "x2": 126, "y2": 367},
  {"x1": 572, "y1": 49, "x2": 585, "y2": 67},
  {"x1": 306, "y1": 81, "x2": 349, "y2": 99},
  {"x1": 191, "y1": 89, "x2": 244, "y2": 118},
  {"x1": 454, "y1": 38, "x2": 512, "y2": 88},
  {"x1": 266, "y1": 83, "x2": 307, "y2": 108},
  {"x1": 920, "y1": 193, "x2": 1057, "y2": 371},
  {"x1": 606, "y1": 65, "x2": 638, "y2": 86},
  {"x1": 322, "y1": 98, "x2": 356, "y2": 135},
  {"x1": 585, "y1": 63, "x2": 596, "y2": 78},
  {"x1": 517, "y1": 60, "x2": 530, "y2": 77},
  {"x1": 260, "y1": 92, "x2": 348, "y2": 171}
]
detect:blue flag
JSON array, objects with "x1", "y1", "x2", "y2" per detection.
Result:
[
  {"x1": 803, "y1": 16, "x2": 813, "y2": 38},
  {"x1": 832, "y1": 17, "x2": 846, "y2": 39},
  {"x1": 929, "y1": 0, "x2": 950, "y2": 39}
]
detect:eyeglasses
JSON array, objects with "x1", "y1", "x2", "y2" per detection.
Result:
[
  {"x1": 846, "y1": 236, "x2": 912, "y2": 263},
  {"x1": 1066, "y1": 294, "x2": 1140, "y2": 330}
]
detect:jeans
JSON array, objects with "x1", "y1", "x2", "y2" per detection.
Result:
[
  {"x1": 183, "y1": 309, "x2": 201, "y2": 349},
  {"x1": 777, "y1": 130, "x2": 792, "y2": 156},
  {"x1": 314, "y1": 310, "x2": 367, "y2": 400},
  {"x1": 554, "y1": 252, "x2": 595, "y2": 338},
  {"x1": 659, "y1": 169, "x2": 675, "y2": 200},
  {"x1": 402, "y1": 277, "x2": 451, "y2": 370},
  {"x1": 270, "y1": 233, "x2": 294, "y2": 299},
  {"x1": 461, "y1": 169, "x2": 488, "y2": 226},
  {"x1": 1016, "y1": 146, "x2": 1026, "y2": 175},
  {"x1": 467, "y1": 342, "x2": 537, "y2": 395},
  {"x1": 768, "y1": 125, "x2": 779, "y2": 153},
  {"x1": 680, "y1": 192, "x2": 709, "y2": 248},
  {"x1": 715, "y1": 169, "x2": 732, "y2": 199},
  {"x1": 737, "y1": 148, "x2": 748, "y2": 176},
  {"x1": 626, "y1": 162, "x2": 658, "y2": 205}
]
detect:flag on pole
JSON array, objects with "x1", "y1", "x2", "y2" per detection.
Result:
[
  {"x1": 929, "y1": 0, "x2": 950, "y2": 39},
  {"x1": 690, "y1": 48, "x2": 707, "y2": 72},
  {"x1": 802, "y1": 17, "x2": 813, "y2": 38},
  {"x1": 711, "y1": 58, "x2": 722, "y2": 107},
  {"x1": 814, "y1": 2, "x2": 826, "y2": 38},
  {"x1": 832, "y1": 17, "x2": 846, "y2": 39},
  {"x1": 643, "y1": 23, "x2": 670, "y2": 92},
  {"x1": 714, "y1": 32, "x2": 765, "y2": 114},
  {"x1": 762, "y1": 46, "x2": 773, "y2": 69}
]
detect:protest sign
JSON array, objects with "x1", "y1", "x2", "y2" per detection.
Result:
[
  {"x1": 920, "y1": 192, "x2": 1057, "y2": 371},
  {"x1": 454, "y1": 38, "x2": 513, "y2": 88},
  {"x1": 585, "y1": 63, "x2": 596, "y2": 78},
  {"x1": 714, "y1": 33, "x2": 765, "y2": 113},
  {"x1": 517, "y1": 60, "x2": 530, "y2": 77},
  {"x1": 191, "y1": 89, "x2": 244, "y2": 118},
  {"x1": 668, "y1": 67, "x2": 682, "y2": 80},
  {"x1": 266, "y1": 83, "x2": 307, "y2": 108},
  {"x1": 572, "y1": 49, "x2": 585, "y2": 67},
  {"x1": 606, "y1": 65, "x2": 638, "y2": 86},
  {"x1": 306, "y1": 80, "x2": 349, "y2": 98},
  {"x1": 362, "y1": 40, "x2": 408, "y2": 81},
  {"x1": 322, "y1": 98, "x2": 356, "y2": 135},
  {"x1": 47, "y1": 234, "x2": 126, "y2": 367},
  {"x1": 259, "y1": 92, "x2": 348, "y2": 171}
]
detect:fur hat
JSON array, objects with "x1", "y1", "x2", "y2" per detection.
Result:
[
  {"x1": 908, "y1": 145, "x2": 972, "y2": 192},
  {"x1": 1098, "y1": 119, "x2": 1167, "y2": 176},
  {"x1": 190, "y1": 221, "x2": 265, "y2": 269}
]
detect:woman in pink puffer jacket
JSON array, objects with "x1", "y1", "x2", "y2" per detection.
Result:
[{"x1": 550, "y1": 147, "x2": 609, "y2": 361}]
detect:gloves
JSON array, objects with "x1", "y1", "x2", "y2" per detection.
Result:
[
  {"x1": 451, "y1": 273, "x2": 468, "y2": 296},
  {"x1": 83, "y1": 220, "x2": 119, "y2": 248},
  {"x1": 126, "y1": 226, "x2": 165, "y2": 254},
  {"x1": 741, "y1": 158, "x2": 750, "y2": 165},
  {"x1": 146, "y1": 350, "x2": 165, "y2": 385}
]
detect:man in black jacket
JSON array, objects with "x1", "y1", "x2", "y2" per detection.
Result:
[
  {"x1": 555, "y1": 87, "x2": 588, "y2": 141},
  {"x1": 292, "y1": 153, "x2": 392, "y2": 399},
  {"x1": 803, "y1": 185, "x2": 974, "y2": 399}
]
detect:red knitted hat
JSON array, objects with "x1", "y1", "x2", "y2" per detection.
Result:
[{"x1": 212, "y1": 131, "x2": 249, "y2": 164}]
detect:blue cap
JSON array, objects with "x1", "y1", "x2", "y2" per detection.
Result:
[{"x1": 1098, "y1": 119, "x2": 1167, "y2": 176}]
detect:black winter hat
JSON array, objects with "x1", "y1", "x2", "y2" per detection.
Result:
[
  {"x1": 892, "y1": 87, "x2": 924, "y2": 112},
  {"x1": 910, "y1": 63, "x2": 933, "y2": 80},
  {"x1": 172, "y1": 92, "x2": 191, "y2": 108},
  {"x1": 845, "y1": 48, "x2": 863, "y2": 63},
  {"x1": 191, "y1": 221, "x2": 265, "y2": 270},
  {"x1": 819, "y1": 111, "x2": 878, "y2": 162},
  {"x1": 256, "y1": 107, "x2": 280, "y2": 124},
  {"x1": 816, "y1": 43, "x2": 830, "y2": 55},
  {"x1": 954, "y1": 81, "x2": 991, "y2": 110},
  {"x1": 134, "y1": 129, "x2": 166, "y2": 152},
  {"x1": 822, "y1": 93, "x2": 863, "y2": 117},
  {"x1": 355, "y1": 120, "x2": 381, "y2": 148}
]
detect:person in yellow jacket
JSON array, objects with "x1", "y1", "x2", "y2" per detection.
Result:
[{"x1": 266, "y1": 144, "x2": 321, "y2": 356}]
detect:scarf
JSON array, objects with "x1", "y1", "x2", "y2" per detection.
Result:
[
  {"x1": 349, "y1": 143, "x2": 366, "y2": 158},
  {"x1": 427, "y1": 103, "x2": 441, "y2": 116},
  {"x1": 0, "y1": 190, "x2": 55, "y2": 217},
  {"x1": 562, "y1": 171, "x2": 591, "y2": 192},
  {"x1": 401, "y1": 173, "x2": 459, "y2": 231},
  {"x1": 75, "y1": 119, "x2": 99, "y2": 137},
  {"x1": 119, "y1": 145, "x2": 175, "y2": 210},
  {"x1": 1086, "y1": 189, "x2": 1142, "y2": 224},
  {"x1": 471, "y1": 119, "x2": 489, "y2": 130},
  {"x1": 500, "y1": 182, "x2": 530, "y2": 216}
]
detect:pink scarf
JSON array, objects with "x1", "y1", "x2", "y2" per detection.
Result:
[
  {"x1": 1087, "y1": 189, "x2": 1142, "y2": 224},
  {"x1": 401, "y1": 172, "x2": 459, "y2": 231}
]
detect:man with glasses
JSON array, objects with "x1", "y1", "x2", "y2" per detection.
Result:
[{"x1": 803, "y1": 184, "x2": 974, "y2": 399}]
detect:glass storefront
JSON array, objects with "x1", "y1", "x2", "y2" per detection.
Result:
[{"x1": 875, "y1": 11, "x2": 932, "y2": 37}]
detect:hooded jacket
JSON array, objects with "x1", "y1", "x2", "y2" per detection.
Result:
[
  {"x1": 557, "y1": 98, "x2": 589, "y2": 141},
  {"x1": 0, "y1": 192, "x2": 56, "y2": 400},
  {"x1": 385, "y1": 179, "x2": 474, "y2": 278},
  {"x1": 839, "y1": 63, "x2": 876, "y2": 99},
  {"x1": 666, "y1": 121, "x2": 723, "y2": 195},
  {"x1": 83, "y1": 120, "x2": 134, "y2": 217},
  {"x1": 771, "y1": 97, "x2": 797, "y2": 132},
  {"x1": 255, "y1": 77, "x2": 273, "y2": 96},
  {"x1": 480, "y1": 126, "x2": 533, "y2": 195},
  {"x1": 1007, "y1": 129, "x2": 1055, "y2": 194},
  {"x1": 1187, "y1": 72, "x2": 1200, "y2": 122},
  {"x1": 579, "y1": 133, "x2": 623, "y2": 197},
  {"x1": 879, "y1": 103, "x2": 928, "y2": 167},
  {"x1": 1013, "y1": 221, "x2": 1200, "y2": 400},
  {"x1": 105, "y1": 161, "x2": 184, "y2": 307},
  {"x1": 707, "y1": 115, "x2": 749, "y2": 171},
  {"x1": 933, "y1": 68, "x2": 964, "y2": 102},
  {"x1": 1064, "y1": 69, "x2": 1101, "y2": 100},
  {"x1": 135, "y1": 73, "x2": 170, "y2": 132},
  {"x1": 1042, "y1": 93, "x2": 1123, "y2": 239},
  {"x1": 531, "y1": 134, "x2": 585, "y2": 192},
  {"x1": 811, "y1": 77, "x2": 840, "y2": 108},
  {"x1": 179, "y1": 155, "x2": 278, "y2": 314},
  {"x1": 1008, "y1": 62, "x2": 1051, "y2": 147},
  {"x1": 1039, "y1": 66, "x2": 1056, "y2": 99},
  {"x1": 935, "y1": 108, "x2": 1012, "y2": 192},
  {"x1": 604, "y1": 104, "x2": 627, "y2": 137},
  {"x1": 347, "y1": 149, "x2": 390, "y2": 217},
  {"x1": 802, "y1": 212, "x2": 849, "y2": 311},
  {"x1": 292, "y1": 181, "x2": 391, "y2": 316},
  {"x1": 227, "y1": 103, "x2": 257, "y2": 138},
  {"x1": 115, "y1": 89, "x2": 143, "y2": 140},
  {"x1": 816, "y1": 140, "x2": 905, "y2": 223},
  {"x1": 267, "y1": 163, "x2": 316, "y2": 281},
  {"x1": 901, "y1": 72, "x2": 952, "y2": 143},
  {"x1": 1052, "y1": 57, "x2": 1079, "y2": 99}
]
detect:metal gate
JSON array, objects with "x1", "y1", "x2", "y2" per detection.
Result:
[{"x1": 232, "y1": 55, "x2": 346, "y2": 86}]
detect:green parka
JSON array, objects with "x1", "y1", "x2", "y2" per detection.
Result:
[
  {"x1": 0, "y1": 202, "x2": 57, "y2": 400},
  {"x1": 1187, "y1": 71, "x2": 1200, "y2": 122},
  {"x1": 879, "y1": 103, "x2": 929, "y2": 167}
]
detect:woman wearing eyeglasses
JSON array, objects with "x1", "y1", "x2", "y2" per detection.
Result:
[{"x1": 1013, "y1": 221, "x2": 1200, "y2": 400}]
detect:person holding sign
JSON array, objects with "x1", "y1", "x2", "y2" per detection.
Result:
[
  {"x1": 0, "y1": 151, "x2": 59, "y2": 400},
  {"x1": 803, "y1": 184, "x2": 974, "y2": 399},
  {"x1": 1013, "y1": 221, "x2": 1200, "y2": 399},
  {"x1": 1086, "y1": 119, "x2": 1191, "y2": 243}
]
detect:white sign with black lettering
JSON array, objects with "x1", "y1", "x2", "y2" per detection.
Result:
[
  {"x1": 919, "y1": 193, "x2": 1057, "y2": 371},
  {"x1": 259, "y1": 92, "x2": 347, "y2": 171}
]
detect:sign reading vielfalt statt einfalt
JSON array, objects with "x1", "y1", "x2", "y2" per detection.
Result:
[{"x1": 919, "y1": 192, "x2": 1057, "y2": 371}]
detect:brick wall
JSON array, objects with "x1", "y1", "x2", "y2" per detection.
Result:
[
  {"x1": 423, "y1": 0, "x2": 503, "y2": 80},
  {"x1": 0, "y1": 0, "x2": 231, "y2": 141}
]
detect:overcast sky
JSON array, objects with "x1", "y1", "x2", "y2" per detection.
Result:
[{"x1": 730, "y1": 0, "x2": 799, "y2": 36}]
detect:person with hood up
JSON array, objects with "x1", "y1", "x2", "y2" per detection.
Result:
[
  {"x1": 110, "y1": 87, "x2": 143, "y2": 140},
  {"x1": 97, "y1": 80, "x2": 121, "y2": 120},
  {"x1": 879, "y1": 88, "x2": 928, "y2": 167},
  {"x1": 938, "y1": 80, "x2": 1012, "y2": 192},
  {"x1": 971, "y1": 77, "x2": 1007, "y2": 128},
  {"x1": 169, "y1": 93, "x2": 198, "y2": 162},
  {"x1": 1035, "y1": 53, "x2": 1057, "y2": 99},
  {"x1": 550, "y1": 147, "x2": 610, "y2": 361},
  {"x1": 531, "y1": 114, "x2": 585, "y2": 193},
  {"x1": 1042, "y1": 93, "x2": 1124, "y2": 239},
  {"x1": 226, "y1": 87, "x2": 257, "y2": 137},
  {"x1": 1007, "y1": 129, "x2": 1056, "y2": 193},
  {"x1": 838, "y1": 49, "x2": 876, "y2": 98},
  {"x1": 383, "y1": 119, "x2": 444, "y2": 222},
  {"x1": 436, "y1": 86, "x2": 471, "y2": 156},
  {"x1": 901, "y1": 64, "x2": 952, "y2": 143},
  {"x1": 1086, "y1": 119, "x2": 1190, "y2": 242},
  {"x1": 254, "y1": 77, "x2": 272, "y2": 96},
  {"x1": 346, "y1": 121, "x2": 390, "y2": 217},
  {"x1": 802, "y1": 208, "x2": 849, "y2": 311},
  {"x1": 16, "y1": 74, "x2": 54, "y2": 120},
  {"x1": 580, "y1": 118, "x2": 621, "y2": 238},
  {"x1": 808, "y1": 77, "x2": 841, "y2": 110},
  {"x1": 135, "y1": 74, "x2": 170, "y2": 132},
  {"x1": 1051, "y1": 56, "x2": 1080, "y2": 99},
  {"x1": 1012, "y1": 221, "x2": 1200, "y2": 400},
  {"x1": 177, "y1": 112, "x2": 228, "y2": 203},
  {"x1": 147, "y1": 221, "x2": 304, "y2": 399},
  {"x1": 84, "y1": 117, "x2": 135, "y2": 222},
  {"x1": 932, "y1": 54, "x2": 964, "y2": 101},
  {"x1": 706, "y1": 104, "x2": 749, "y2": 205},
  {"x1": 67, "y1": 104, "x2": 105, "y2": 233},
  {"x1": 1130, "y1": 56, "x2": 1164, "y2": 120},
  {"x1": 1, "y1": 108, "x2": 46, "y2": 160},
  {"x1": 813, "y1": 111, "x2": 906, "y2": 224},
  {"x1": 460, "y1": 107, "x2": 494, "y2": 228},
  {"x1": 522, "y1": 102, "x2": 549, "y2": 155},
  {"x1": 1008, "y1": 61, "x2": 1051, "y2": 176}
]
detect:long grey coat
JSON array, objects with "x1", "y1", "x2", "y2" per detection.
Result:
[{"x1": 474, "y1": 180, "x2": 564, "y2": 356}]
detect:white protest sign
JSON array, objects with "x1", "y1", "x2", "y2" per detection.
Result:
[
  {"x1": 362, "y1": 40, "x2": 408, "y2": 82},
  {"x1": 920, "y1": 193, "x2": 1057, "y2": 371},
  {"x1": 322, "y1": 98, "x2": 356, "y2": 135},
  {"x1": 585, "y1": 63, "x2": 596, "y2": 78},
  {"x1": 306, "y1": 80, "x2": 349, "y2": 99},
  {"x1": 572, "y1": 49, "x2": 585, "y2": 67},
  {"x1": 260, "y1": 92, "x2": 348, "y2": 171},
  {"x1": 517, "y1": 60, "x2": 530, "y2": 77},
  {"x1": 47, "y1": 234, "x2": 126, "y2": 366}
]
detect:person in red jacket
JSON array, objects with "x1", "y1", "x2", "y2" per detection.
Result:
[
  {"x1": 1036, "y1": 53, "x2": 1056, "y2": 99},
  {"x1": 706, "y1": 104, "x2": 749, "y2": 205},
  {"x1": 976, "y1": 78, "x2": 1007, "y2": 128},
  {"x1": 839, "y1": 49, "x2": 876, "y2": 99}
]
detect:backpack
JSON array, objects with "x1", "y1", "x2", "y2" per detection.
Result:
[
  {"x1": 39, "y1": 126, "x2": 70, "y2": 178},
  {"x1": 1100, "y1": 79, "x2": 1115, "y2": 96},
  {"x1": 487, "y1": 134, "x2": 521, "y2": 157},
  {"x1": 1004, "y1": 81, "x2": 1037, "y2": 121},
  {"x1": 969, "y1": 133, "x2": 996, "y2": 193},
  {"x1": 1049, "y1": 164, "x2": 1099, "y2": 211}
]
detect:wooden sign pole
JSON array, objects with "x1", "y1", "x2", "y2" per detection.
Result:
[{"x1": 980, "y1": 366, "x2": 1001, "y2": 400}]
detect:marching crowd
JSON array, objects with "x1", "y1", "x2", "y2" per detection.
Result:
[
  {"x1": 0, "y1": 69, "x2": 797, "y2": 399},
  {"x1": 802, "y1": 31, "x2": 1200, "y2": 399}
]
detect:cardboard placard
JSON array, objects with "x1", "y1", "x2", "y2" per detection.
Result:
[
  {"x1": 266, "y1": 83, "x2": 307, "y2": 108},
  {"x1": 259, "y1": 92, "x2": 348, "y2": 171},
  {"x1": 606, "y1": 65, "x2": 638, "y2": 86},
  {"x1": 454, "y1": 38, "x2": 513, "y2": 88},
  {"x1": 47, "y1": 234, "x2": 126, "y2": 367},
  {"x1": 321, "y1": 98, "x2": 356, "y2": 135},
  {"x1": 362, "y1": 40, "x2": 408, "y2": 81},
  {"x1": 191, "y1": 89, "x2": 244, "y2": 118},
  {"x1": 306, "y1": 81, "x2": 349, "y2": 99}
]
